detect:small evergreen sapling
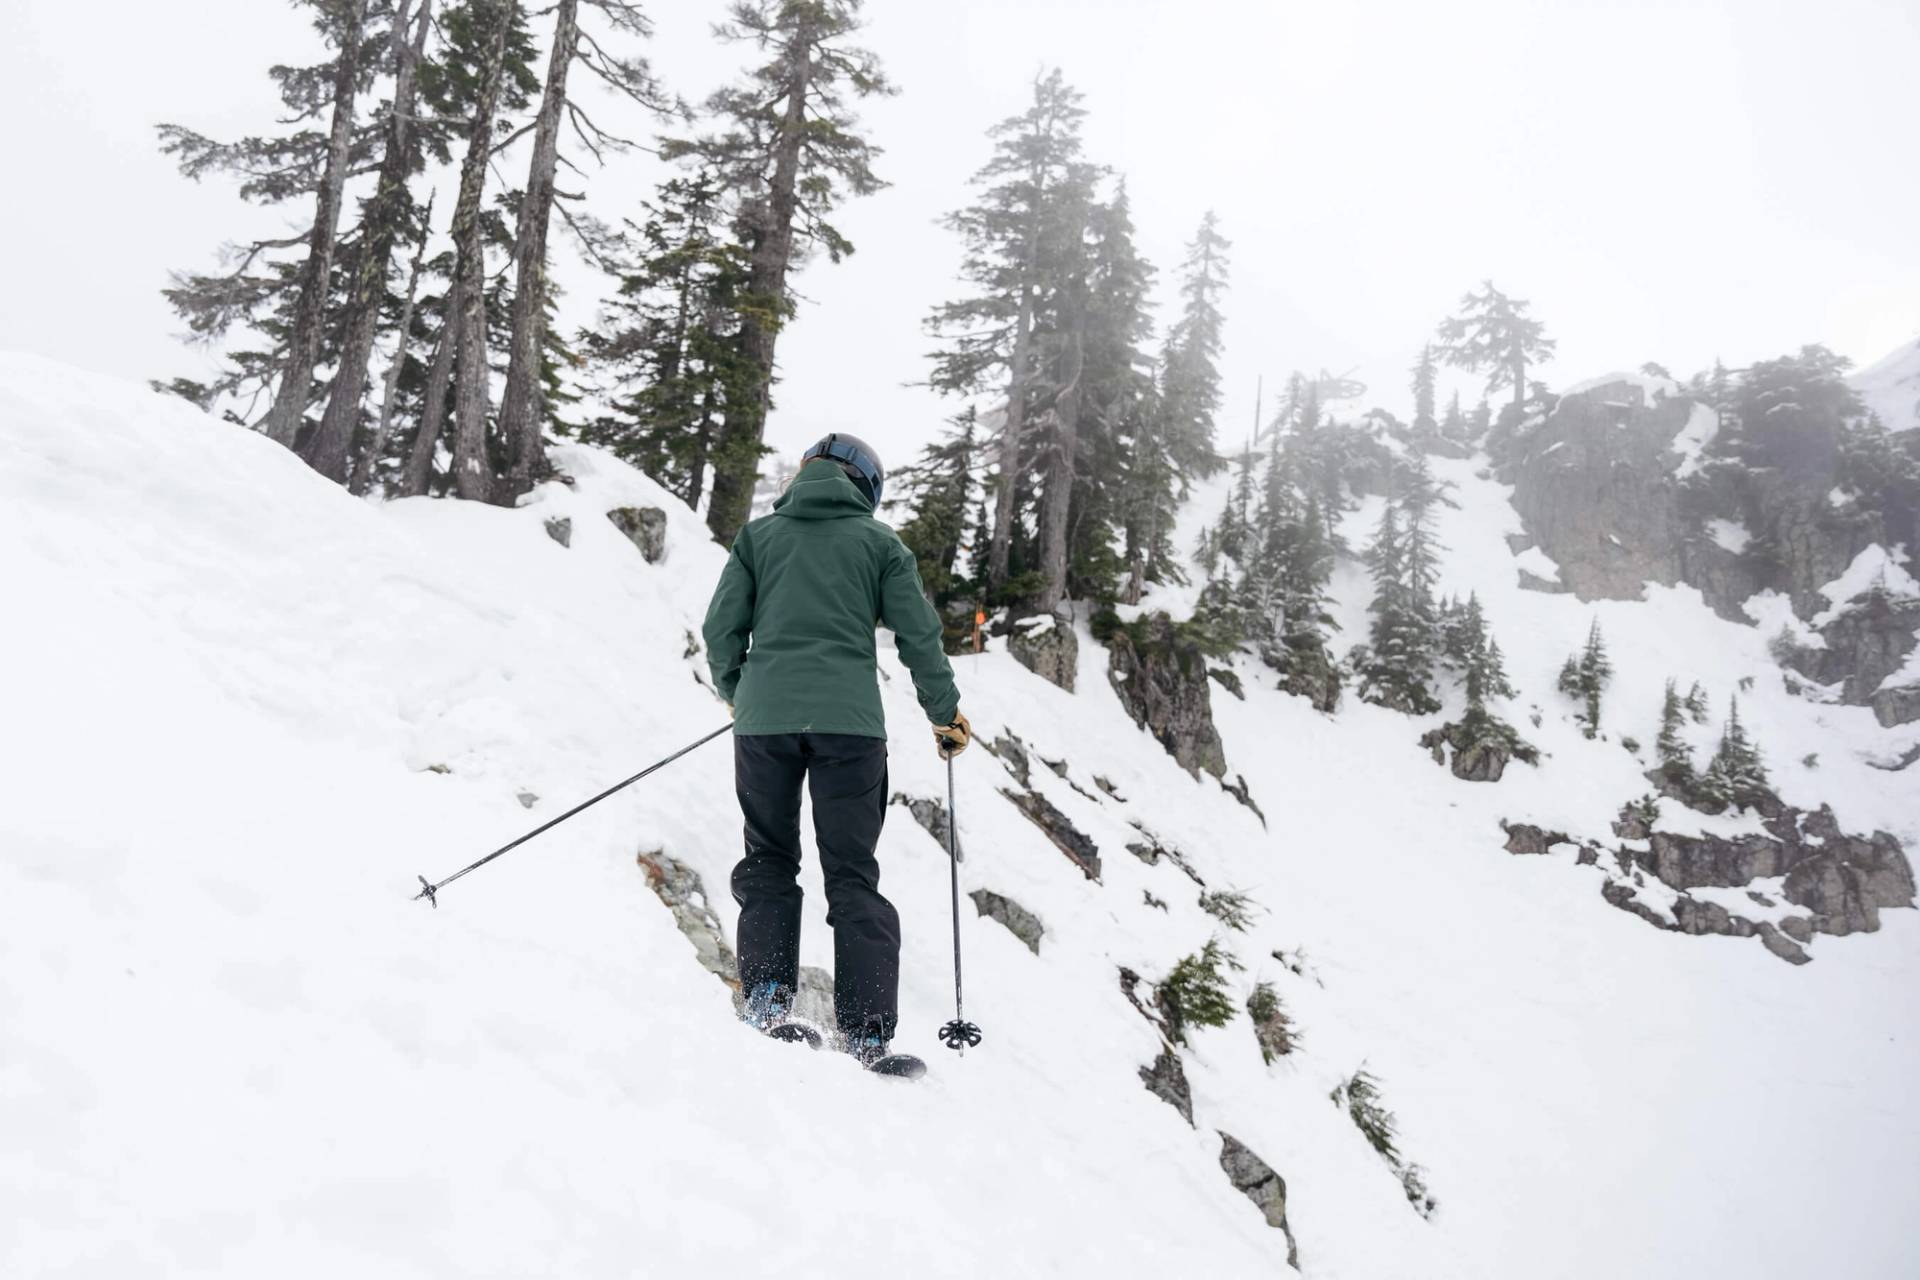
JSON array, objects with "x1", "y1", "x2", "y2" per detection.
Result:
[
  {"x1": 1199, "y1": 887, "x2": 1261, "y2": 933},
  {"x1": 1246, "y1": 981, "x2": 1298, "y2": 1063},
  {"x1": 1156, "y1": 938, "x2": 1243, "y2": 1045}
]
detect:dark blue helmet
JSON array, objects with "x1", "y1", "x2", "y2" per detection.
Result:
[{"x1": 803, "y1": 432, "x2": 884, "y2": 507}]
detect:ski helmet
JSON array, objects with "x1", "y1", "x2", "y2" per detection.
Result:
[{"x1": 802, "y1": 432, "x2": 885, "y2": 506}]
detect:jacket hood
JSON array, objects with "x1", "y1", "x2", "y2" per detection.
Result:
[{"x1": 772, "y1": 458, "x2": 876, "y2": 520}]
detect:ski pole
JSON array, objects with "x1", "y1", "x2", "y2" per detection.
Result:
[
  {"x1": 937, "y1": 750, "x2": 984, "y2": 1054},
  {"x1": 411, "y1": 724, "x2": 730, "y2": 908}
]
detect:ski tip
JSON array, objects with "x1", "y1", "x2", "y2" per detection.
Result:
[{"x1": 868, "y1": 1053, "x2": 928, "y2": 1081}]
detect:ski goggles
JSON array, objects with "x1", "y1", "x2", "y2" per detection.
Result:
[{"x1": 803, "y1": 437, "x2": 884, "y2": 506}]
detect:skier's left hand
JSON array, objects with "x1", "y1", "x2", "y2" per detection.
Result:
[{"x1": 934, "y1": 710, "x2": 972, "y2": 759}]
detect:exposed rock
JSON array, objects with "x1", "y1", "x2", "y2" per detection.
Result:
[
  {"x1": 1503, "y1": 382, "x2": 1694, "y2": 602},
  {"x1": 606, "y1": 505, "x2": 669, "y2": 564},
  {"x1": 793, "y1": 964, "x2": 837, "y2": 1031},
  {"x1": 636, "y1": 849, "x2": 738, "y2": 988},
  {"x1": 1009, "y1": 613, "x2": 1077, "y2": 692},
  {"x1": 1601, "y1": 879, "x2": 1674, "y2": 930},
  {"x1": 1778, "y1": 916, "x2": 1815, "y2": 945},
  {"x1": 1126, "y1": 829, "x2": 1205, "y2": 886},
  {"x1": 1503, "y1": 822, "x2": 1573, "y2": 855},
  {"x1": 889, "y1": 791, "x2": 954, "y2": 853},
  {"x1": 1420, "y1": 709, "x2": 1539, "y2": 782},
  {"x1": 969, "y1": 888, "x2": 1044, "y2": 954},
  {"x1": 1671, "y1": 895, "x2": 1758, "y2": 938},
  {"x1": 1635, "y1": 829, "x2": 1794, "y2": 889},
  {"x1": 1001, "y1": 787, "x2": 1101, "y2": 881},
  {"x1": 1139, "y1": 1047, "x2": 1193, "y2": 1126},
  {"x1": 1777, "y1": 588, "x2": 1920, "y2": 724},
  {"x1": 983, "y1": 732, "x2": 1032, "y2": 788},
  {"x1": 1518, "y1": 568, "x2": 1570, "y2": 595},
  {"x1": 1094, "y1": 775, "x2": 1125, "y2": 800},
  {"x1": 1106, "y1": 614, "x2": 1227, "y2": 778},
  {"x1": 543, "y1": 515, "x2": 572, "y2": 548},
  {"x1": 1757, "y1": 922, "x2": 1811, "y2": 965},
  {"x1": 1207, "y1": 666, "x2": 1246, "y2": 700},
  {"x1": 1217, "y1": 1132, "x2": 1300, "y2": 1269},
  {"x1": 515, "y1": 790, "x2": 539, "y2": 809},
  {"x1": 1782, "y1": 830, "x2": 1916, "y2": 935}
]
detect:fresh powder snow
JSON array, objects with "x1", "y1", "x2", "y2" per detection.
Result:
[{"x1": 4, "y1": 355, "x2": 1918, "y2": 1280}]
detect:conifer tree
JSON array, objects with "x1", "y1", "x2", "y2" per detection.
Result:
[
  {"x1": 495, "y1": 0, "x2": 671, "y2": 503},
  {"x1": 1701, "y1": 696, "x2": 1771, "y2": 809},
  {"x1": 1357, "y1": 501, "x2": 1438, "y2": 714},
  {"x1": 348, "y1": 191, "x2": 436, "y2": 495},
  {"x1": 674, "y1": 0, "x2": 894, "y2": 545},
  {"x1": 1440, "y1": 390, "x2": 1466, "y2": 443},
  {"x1": 892, "y1": 407, "x2": 980, "y2": 610},
  {"x1": 1685, "y1": 680, "x2": 1710, "y2": 724},
  {"x1": 157, "y1": 0, "x2": 391, "y2": 427},
  {"x1": 1656, "y1": 678, "x2": 1695, "y2": 778},
  {"x1": 1434, "y1": 280, "x2": 1557, "y2": 412},
  {"x1": 1410, "y1": 343, "x2": 1438, "y2": 435},
  {"x1": 306, "y1": 0, "x2": 438, "y2": 484},
  {"x1": 928, "y1": 69, "x2": 1094, "y2": 593},
  {"x1": 580, "y1": 171, "x2": 752, "y2": 502},
  {"x1": 1558, "y1": 619, "x2": 1612, "y2": 737}
]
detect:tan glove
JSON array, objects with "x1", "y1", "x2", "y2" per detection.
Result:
[{"x1": 933, "y1": 710, "x2": 972, "y2": 759}]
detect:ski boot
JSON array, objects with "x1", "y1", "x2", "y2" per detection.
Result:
[
  {"x1": 846, "y1": 1024, "x2": 926, "y2": 1080},
  {"x1": 742, "y1": 981, "x2": 823, "y2": 1049}
]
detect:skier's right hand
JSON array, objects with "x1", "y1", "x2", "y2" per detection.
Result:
[{"x1": 934, "y1": 710, "x2": 972, "y2": 759}]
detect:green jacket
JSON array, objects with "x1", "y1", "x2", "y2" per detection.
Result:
[{"x1": 702, "y1": 458, "x2": 961, "y2": 738}]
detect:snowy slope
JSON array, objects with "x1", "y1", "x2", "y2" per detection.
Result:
[
  {"x1": 1852, "y1": 335, "x2": 1920, "y2": 433},
  {"x1": 4, "y1": 354, "x2": 1918, "y2": 1279}
]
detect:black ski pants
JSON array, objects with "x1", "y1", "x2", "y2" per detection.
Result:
[{"x1": 731, "y1": 732, "x2": 900, "y2": 1039}]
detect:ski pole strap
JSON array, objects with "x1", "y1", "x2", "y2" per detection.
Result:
[{"x1": 412, "y1": 723, "x2": 730, "y2": 906}]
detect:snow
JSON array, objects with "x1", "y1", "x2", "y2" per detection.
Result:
[
  {"x1": 1812, "y1": 543, "x2": 1920, "y2": 626},
  {"x1": 1671, "y1": 402, "x2": 1719, "y2": 478},
  {"x1": 1560, "y1": 369, "x2": 1680, "y2": 403},
  {"x1": 1744, "y1": 590, "x2": 1826, "y2": 650},
  {"x1": 1707, "y1": 518, "x2": 1753, "y2": 554},
  {"x1": 1513, "y1": 545, "x2": 1562, "y2": 583},
  {"x1": 1849, "y1": 335, "x2": 1920, "y2": 433},
  {"x1": 5, "y1": 354, "x2": 1920, "y2": 1280}
]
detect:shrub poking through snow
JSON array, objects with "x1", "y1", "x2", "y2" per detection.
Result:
[
  {"x1": 1332, "y1": 1066, "x2": 1436, "y2": 1217},
  {"x1": 1247, "y1": 981, "x2": 1298, "y2": 1063},
  {"x1": 1156, "y1": 938, "x2": 1243, "y2": 1045},
  {"x1": 1199, "y1": 887, "x2": 1261, "y2": 932}
]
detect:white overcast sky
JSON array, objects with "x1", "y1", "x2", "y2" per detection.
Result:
[{"x1": 3, "y1": 0, "x2": 1916, "y2": 468}]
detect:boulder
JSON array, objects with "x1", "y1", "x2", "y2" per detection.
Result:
[
  {"x1": 1419, "y1": 709, "x2": 1538, "y2": 782},
  {"x1": 1217, "y1": 1133, "x2": 1300, "y2": 1269},
  {"x1": 1105, "y1": 614, "x2": 1227, "y2": 779},
  {"x1": 969, "y1": 888, "x2": 1044, "y2": 954},
  {"x1": 1757, "y1": 922, "x2": 1811, "y2": 965},
  {"x1": 1008, "y1": 613, "x2": 1077, "y2": 691},
  {"x1": 1139, "y1": 1047, "x2": 1193, "y2": 1126},
  {"x1": 543, "y1": 515, "x2": 572, "y2": 548},
  {"x1": 1503, "y1": 822, "x2": 1573, "y2": 855},
  {"x1": 606, "y1": 505, "x2": 669, "y2": 563}
]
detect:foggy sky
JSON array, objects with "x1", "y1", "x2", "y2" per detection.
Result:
[{"x1": 3, "y1": 0, "x2": 1916, "y2": 470}]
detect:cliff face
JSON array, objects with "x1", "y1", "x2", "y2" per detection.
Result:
[{"x1": 1502, "y1": 375, "x2": 1919, "y2": 726}]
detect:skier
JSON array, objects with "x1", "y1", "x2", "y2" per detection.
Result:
[{"x1": 702, "y1": 433, "x2": 971, "y2": 1070}]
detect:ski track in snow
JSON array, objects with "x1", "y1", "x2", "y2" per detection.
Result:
[{"x1": 3, "y1": 353, "x2": 1917, "y2": 1279}]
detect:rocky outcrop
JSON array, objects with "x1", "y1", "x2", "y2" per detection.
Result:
[
  {"x1": 890, "y1": 791, "x2": 955, "y2": 853},
  {"x1": 636, "y1": 848, "x2": 738, "y2": 988},
  {"x1": 1001, "y1": 787, "x2": 1101, "y2": 881},
  {"x1": 1105, "y1": 614, "x2": 1227, "y2": 779},
  {"x1": 1139, "y1": 1047, "x2": 1193, "y2": 1125},
  {"x1": 1126, "y1": 828, "x2": 1206, "y2": 886},
  {"x1": 1419, "y1": 708, "x2": 1539, "y2": 782},
  {"x1": 606, "y1": 505, "x2": 668, "y2": 563},
  {"x1": 1267, "y1": 636, "x2": 1342, "y2": 712},
  {"x1": 983, "y1": 731, "x2": 1032, "y2": 788},
  {"x1": 1502, "y1": 822, "x2": 1574, "y2": 855},
  {"x1": 1009, "y1": 613, "x2": 1077, "y2": 692},
  {"x1": 969, "y1": 888, "x2": 1044, "y2": 954},
  {"x1": 1580, "y1": 803, "x2": 1916, "y2": 962},
  {"x1": 1218, "y1": 1133, "x2": 1301, "y2": 1269},
  {"x1": 1503, "y1": 381, "x2": 1694, "y2": 601},
  {"x1": 1776, "y1": 588, "x2": 1920, "y2": 726}
]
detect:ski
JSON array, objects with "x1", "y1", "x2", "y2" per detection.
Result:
[{"x1": 867, "y1": 1052, "x2": 927, "y2": 1080}]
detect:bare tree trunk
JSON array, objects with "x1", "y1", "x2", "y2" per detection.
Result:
[
  {"x1": 1035, "y1": 321, "x2": 1084, "y2": 616},
  {"x1": 263, "y1": 0, "x2": 369, "y2": 448},
  {"x1": 351, "y1": 198, "x2": 432, "y2": 496},
  {"x1": 401, "y1": 286, "x2": 458, "y2": 497},
  {"x1": 496, "y1": 0, "x2": 578, "y2": 505},
  {"x1": 448, "y1": 0, "x2": 515, "y2": 503},
  {"x1": 307, "y1": 0, "x2": 433, "y2": 482},
  {"x1": 704, "y1": 13, "x2": 816, "y2": 547},
  {"x1": 986, "y1": 151, "x2": 1051, "y2": 594}
]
